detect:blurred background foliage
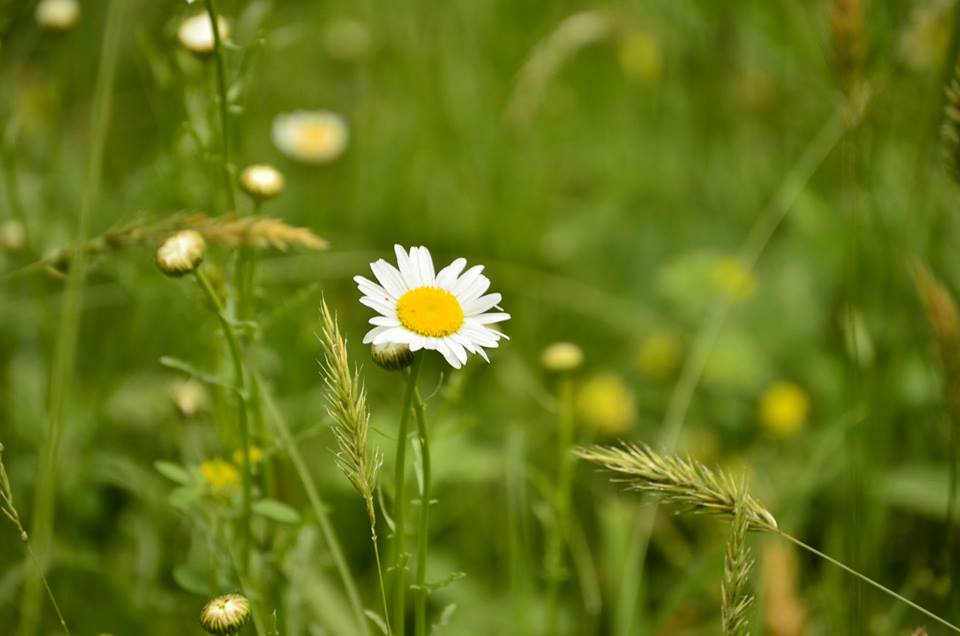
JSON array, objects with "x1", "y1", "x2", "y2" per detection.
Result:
[{"x1": 2, "y1": 0, "x2": 960, "y2": 634}]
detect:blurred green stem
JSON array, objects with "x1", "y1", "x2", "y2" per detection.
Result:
[
  {"x1": 545, "y1": 376, "x2": 575, "y2": 633},
  {"x1": 203, "y1": 0, "x2": 236, "y2": 211},
  {"x1": 392, "y1": 355, "x2": 423, "y2": 636},
  {"x1": 256, "y1": 373, "x2": 371, "y2": 636},
  {"x1": 194, "y1": 268, "x2": 253, "y2": 577},
  {"x1": 412, "y1": 387, "x2": 431, "y2": 636},
  {"x1": 17, "y1": 3, "x2": 125, "y2": 635}
]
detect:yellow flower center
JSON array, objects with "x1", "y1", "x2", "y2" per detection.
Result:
[
  {"x1": 295, "y1": 122, "x2": 335, "y2": 154},
  {"x1": 396, "y1": 287, "x2": 464, "y2": 338}
]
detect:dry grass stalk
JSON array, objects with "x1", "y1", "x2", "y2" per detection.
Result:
[
  {"x1": 722, "y1": 486, "x2": 754, "y2": 636},
  {"x1": 830, "y1": 0, "x2": 864, "y2": 100},
  {"x1": 190, "y1": 214, "x2": 328, "y2": 251},
  {"x1": 318, "y1": 299, "x2": 382, "y2": 508},
  {"x1": 575, "y1": 443, "x2": 778, "y2": 531},
  {"x1": 912, "y1": 262, "x2": 960, "y2": 419},
  {"x1": 944, "y1": 64, "x2": 960, "y2": 182}
]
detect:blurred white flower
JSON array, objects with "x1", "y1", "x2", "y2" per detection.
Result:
[
  {"x1": 177, "y1": 12, "x2": 229, "y2": 56},
  {"x1": 239, "y1": 164, "x2": 285, "y2": 201},
  {"x1": 272, "y1": 111, "x2": 349, "y2": 164},
  {"x1": 35, "y1": 0, "x2": 79, "y2": 32},
  {"x1": 355, "y1": 245, "x2": 510, "y2": 368}
]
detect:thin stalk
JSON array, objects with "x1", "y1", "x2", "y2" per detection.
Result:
[
  {"x1": 17, "y1": 3, "x2": 125, "y2": 634},
  {"x1": 194, "y1": 269, "x2": 253, "y2": 576},
  {"x1": 366, "y1": 495, "x2": 392, "y2": 635},
  {"x1": 778, "y1": 531, "x2": 960, "y2": 634},
  {"x1": 392, "y1": 355, "x2": 424, "y2": 636},
  {"x1": 203, "y1": 0, "x2": 236, "y2": 211},
  {"x1": 256, "y1": 373, "x2": 370, "y2": 636},
  {"x1": 545, "y1": 376, "x2": 575, "y2": 633},
  {"x1": 412, "y1": 387, "x2": 431, "y2": 636}
]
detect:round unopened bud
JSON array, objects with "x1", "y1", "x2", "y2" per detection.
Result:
[
  {"x1": 35, "y1": 0, "x2": 79, "y2": 32},
  {"x1": 239, "y1": 164, "x2": 285, "y2": 201},
  {"x1": 541, "y1": 342, "x2": 583, "y2": 373},
  {"x1": 200, "y1": 593, "x2": 251, "y2": 634},
  {"x1": 156, "y1": 230, "x2": 206, "y2": 277},
  {"x1": 20, "y1": 531, "x2": 28, "y2": 542},
  {"x1": 178, "y1": 13, "x2": 229, "y2": 56},
  {"x1": 371, "y1": 342, "x2": 414, "y2": 371}
]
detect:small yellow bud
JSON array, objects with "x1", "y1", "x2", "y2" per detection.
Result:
[
  {"x1": 156, "y1": 230, "x2": 206, "y2": 277},
  {"x1": 232, "y1": 446, "x2": 264, "y2": 466},
  {"x1": 199, "y1": 593, "x2": 251, "y2": 635},
  {"x1": 35, "y1": 0, "x2": 79, "y2": 32},
  {"x1": 540, "y1": 342, "x2": 583, "y2": 373},
  {"x1": 169, "y1": 379, "x2": 209, "y2": 419},
  {"x1": 178, "y1": 13, "x2": 229, "y2": 57},
  {"x1": 0, "y1": 220, "x2": 26, "y2": 252},
  {"x1": 371, "y1": 342, "x2": 415, "y2": 371},
  {"x1": 239, "y1": 164, "x2": 285, "y2": 201}
]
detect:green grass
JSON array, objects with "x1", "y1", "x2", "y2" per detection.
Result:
[{"x1": 3, "y1": 0, "x2": 960, "y2": 634}]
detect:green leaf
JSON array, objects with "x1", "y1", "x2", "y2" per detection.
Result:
[
  {"x1": 159, "y1": 356, "x2": 232, "y2": 390},
  {"x1": 253, "y1": 499, "x2": 301, "y2": 524},
  {"x1": 364, "y1": 610, "x2": 389, "y2": 635},
  {"x1": 154, "y1": 460, "x2": 191, "y2": 485},
  {"x1": 173, "y1": 563, "x2": 211, "y2": 596}
]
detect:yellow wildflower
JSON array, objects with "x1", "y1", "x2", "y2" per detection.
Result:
[
  {"x1": 758, "y1": 381, "x2": 810, "y2": 438},
  {"x1": 200, "y1": 459, "x2": 239, "y2": 494},
  {"x1": 711, "y1": 257, "x2": 756, "y2": 302},
  {"x1": 636, "y1": 332, "x2": 681, "y2": 379},
  {"x1": 576, "y1": 371, "x2": 636, "y2": 436}
]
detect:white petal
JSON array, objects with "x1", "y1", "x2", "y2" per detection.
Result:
[
  {"x1": 360, "y1": 295, "x2": 397, "y2": 317},
  {"x1": 372, "y1": 327, "x2": 415, "y2": 345},
  {"x1": 362, "y1": 326, "x2": 390, "y2": 344},
  {"x1": 470, "y1": 312, "x2": 510, "y2": 325},
  {"x1": 370, "y1": 316, "x2": 400, "y2": 327},
  {"x1": 458, "y1": 275, "x2": 491, "y2": 303},
  {"x1": 446, "y1": 338, "x2": 468, "y2": 366},
  {"x1": 355, "y1": 276, "x2": 392, "y2": 301},
  {"x1": 463, "y1": 293, "x2": 501, "y2": 316},
  {"x1": 371, "y1": 260, "x2": 407, "y2": 297},
  {"x1": 436, "y1": 340, "x2": 462, "y2": 368},
  {"x1": 435, "y1": 258, "x2": 467, "y2": 289},
  {"x1": 417, "y1": 245, "x2": 436, "y2": 286},
  {"x1": 450, "y1": 265, "x2": 485, "y2": 297},
  {"x1": 395, "y1": 245, "x2": 420, "y2": 289}
]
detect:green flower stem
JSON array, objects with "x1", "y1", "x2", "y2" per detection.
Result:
[
  {"x1": 366, "y1": 495, "x2": 392, "y2": 636},
  {"x1": 412, "y1": 387, "x2": 431, "y2": 636},
  {"x1": 194, "y1": 268, "x2": 252, "y2": 576},
  {"x1": 16, "y1": 3, "x2": 125, "y2": 634},
  {"x1": 392, "y1": 355, "x2": 424, "y2": 636},
  {"x1": 256, "y1": 373, "x2": 370, "y2": 636},
  {"x1": 203, "y1": 0, "x2": 236, "y2": 212},
  {"x1": 545, "y1": 375, "x2": 575, "y2": 633}
]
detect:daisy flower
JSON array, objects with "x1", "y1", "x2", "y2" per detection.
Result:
[
  {"x1": 355, "y1": 245, "x2": 509, "y2": 368},
  {"x1": 272, "y1": 110, "x2": 349, "y2": 164}
]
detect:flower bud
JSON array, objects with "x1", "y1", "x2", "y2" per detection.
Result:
[
  {"x1": 178, "y1": 13, "x2": 229, "y2": 56},
  {"x1": 35, "y1": 0, "x2": 79, "y2": 32},
  {"x1": 239, "y1": 164, "x2": 285, "y2": 201},
  {"x1": 199, "y1": 593, "x2": 251, "y2": 634},
  {"x1": 156, "y1": 230, "x2": 206, "y2": 277},
  {"x1": 540, "y1": 342, "x2": 583, "y2": 373},
  {"x1": 371, "y1": 342, "x2": 414, "y2": 371}
]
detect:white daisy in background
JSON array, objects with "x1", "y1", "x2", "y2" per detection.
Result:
[
  {"x1": 355, "y1": 245, "x2": 510, "y2": 368},
  {"x1": 272, "y1": 111, "x2": 349, "y2": 164},
  {"x1": 177, "y1": 13, "x2": 230, "y2": 56}
]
